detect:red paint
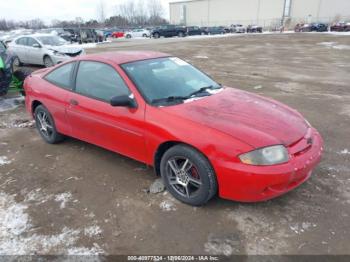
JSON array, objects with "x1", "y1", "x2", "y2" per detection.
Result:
[
  {"x1": 111, "y1": 31, "x2": 125, "y2": 38},
  {"x1": 24, "y1": 51, "x2": 324, "y2": 202}
]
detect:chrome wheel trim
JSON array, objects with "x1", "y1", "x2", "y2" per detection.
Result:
[
  {"x1": 36, "y1": 111, "x2": 53, "y2": 139},
  {"x1": 166, "y1": 157, "x2": 202, "y2": 198},
  {"x1": 44, "y1": 57, "x2": 54, "y2": 67}
]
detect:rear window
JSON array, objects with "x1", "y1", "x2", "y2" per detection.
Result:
[{"x1": 44, "y1": 62, "x2": 75, "y2": 89}]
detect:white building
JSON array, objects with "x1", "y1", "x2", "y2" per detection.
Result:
[{"x1": 169, "y1": 0, "x2": 350, "y2": 27}]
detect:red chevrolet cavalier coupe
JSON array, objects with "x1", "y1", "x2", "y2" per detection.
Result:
[{"x1": 24, "y1": 51, "x2": 323, "y2": 206}]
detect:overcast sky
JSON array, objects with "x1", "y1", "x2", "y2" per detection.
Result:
[{"x1": 1, "y1": 0, "x2": 174, "y2": 24}]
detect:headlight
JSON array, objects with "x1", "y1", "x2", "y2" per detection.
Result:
[
  {"x1": 53, "y1": 50, "x2": 66, "y2": 57},
  {"x1": 239, "y1": 145, "x2": 289, "y2": 166}
]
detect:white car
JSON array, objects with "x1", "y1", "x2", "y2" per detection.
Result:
[
  {"x1": 9, "y1": 34, "x2": 85, "y2": 67},
  {"x1": 231, "y1": 24, "x2": 246, "y2": 33},
  {"x1": 124, "y1": 29, "x2": 150, "y2": 38}
]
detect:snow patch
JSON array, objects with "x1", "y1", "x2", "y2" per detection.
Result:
[
  {"x1": 0, "y1": 97, "x2": 24, "y2": 112},
  {"x1": 54, "y1": 192, "x2": 72, "y2": 209},
  {"x1": 194, "y1": 55, "x2": 209, "y2": 59},
  {"x1": 338, "y1": 149, "x2": 350, "y2": 155},
  {"x1": 84, "y1": 225, "x2": 102, "y2": 237},
  {"x1": 289, "y1": 222, "x2": 317, "y2": 234},
  {"x1": 159, "y1": 200, "x2": 177, "y2": 212},
  {"x1": 0, "y1": 192, "x2": 105, "y2": 255},
  {"x1": 317, "y1": 42, "x2": 350, "y2": 50},
  {"x1": 0, "y1": 156, "x2": 11, "y2": 166}
]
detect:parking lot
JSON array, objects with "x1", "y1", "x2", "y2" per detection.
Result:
[{"x1": 0, "y1": 32, "x2": 350, "y2": 255}]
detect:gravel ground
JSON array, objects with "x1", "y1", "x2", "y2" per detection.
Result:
[{"x1": 0, "y1": 32, "x2": 349, "y2": 256}]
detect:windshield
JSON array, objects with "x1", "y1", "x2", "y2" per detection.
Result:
[
  {"x1": 121, "y1": 57, "x2": 221, "y2": 105},
  {"x1": 36, "y1": 36, "x2": 67, "y2": 46}
]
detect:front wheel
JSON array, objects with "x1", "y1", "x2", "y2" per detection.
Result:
[
  {"x1": 34, "y1": 105, "x2": 64, "y2": 144},
  {"x1": 160, "y1": 145, "x2": 218, "y2": 206},
  {"x1": 43, "y1": 56, "x2": 54, "y2": 67}
]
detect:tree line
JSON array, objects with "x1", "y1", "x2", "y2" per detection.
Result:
[{"x1": 0, "y1": 0, "x2": 168, "y2": 31}]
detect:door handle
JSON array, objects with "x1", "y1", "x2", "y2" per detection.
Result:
[{"x1": 70, "y1": 99, "x2": 79, "y2": 106}]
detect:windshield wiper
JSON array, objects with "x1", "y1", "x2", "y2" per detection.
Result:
[
  {"x1": 151, "y1": 85, "x2": 222, "y2": 105},
  {"x1": 151, "y1": 96, "x2": 189, "y2": 105},
  {"x1": 187, "y1": 84, "x2": 222, "y2": 98}
]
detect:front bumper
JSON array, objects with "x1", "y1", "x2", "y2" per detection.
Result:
[{"x1": 215, "y1": 128, "x2": 324, "y2": 202}]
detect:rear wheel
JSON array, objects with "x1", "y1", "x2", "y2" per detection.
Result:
[
  {"x1": 43, "y1": 56, "x2": 54, "y2": 67},
  {"x1": 34, "y1": 105, "x2": 64, "y2": 144},
  {"x1": 126, "y1": 34, "x2": 132, "y2": 39},
  {"x1": 153, "y1": 33, "x2": 160, "y2": 39},
  {"x1": 142, "y1": 34, "x2": 147, "y2": 37},
  {"x1": 160, "y1": 145, "x2": 217, "y2": 206},
  {"x1": 13, "y1": 57, "x2": 22, "y2": 67}
]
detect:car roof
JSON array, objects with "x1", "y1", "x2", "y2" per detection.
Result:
[{"x1": 79, "y1": 51, "x2": 170, "y2": 65}]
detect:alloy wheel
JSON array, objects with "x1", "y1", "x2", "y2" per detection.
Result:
[
  {"x1": 166, "y1": 156, "x2": 202, "y2": 198},
  {"x1": 36, "y1": 111, "x2": 54, "y2": 139}
]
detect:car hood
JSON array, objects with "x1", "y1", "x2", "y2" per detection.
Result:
[
  {"x1": 46, "y1": 45, "x2": 83, "y2": 54},
  {"x1": 160, "y1": 88, "x2": 308, "y2": 148}
]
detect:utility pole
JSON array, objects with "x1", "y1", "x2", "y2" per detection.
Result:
[
  {"x1": 316, "y1": 0, "x2": 323, "y2": 20},
  {"x1": 256, "y1": 0, "x2": 261, "y2": 24}
]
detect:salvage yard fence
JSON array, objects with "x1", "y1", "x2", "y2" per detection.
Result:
[{"x1": 184, "y1": 15, "x2": 350, "y2": 31}]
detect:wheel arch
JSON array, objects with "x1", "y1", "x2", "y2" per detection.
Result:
[
  {"x1": 153, "y1": 140, "x2": 212, "y2": 177},
  {"x1": 31, "y1": 100, "x2": 43, "y2": 116}
]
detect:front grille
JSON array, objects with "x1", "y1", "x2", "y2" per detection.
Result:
[{"x1": 65, "y1": 50, "x2": 82, "y2": 57}]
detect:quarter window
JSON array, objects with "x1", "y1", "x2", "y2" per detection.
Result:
[
  {"x1": 16, "y1": 37, "x2": 27, "y2": 46},
  {"x1": 27, "y1": 37, "x2": 39, "y2": 47},
  {"x1": 75, "y1": 61, "x2": 130, "y2": 101},
  {"x1": 45, "y1": 62, "x2": 75, "y2": 89}
]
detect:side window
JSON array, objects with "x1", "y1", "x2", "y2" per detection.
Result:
[
  {"x1": 27, "y1": 37, "x2": 39, "y2": 47},
  {"x1": 75, "y1": 61, "x2": 130, "y2": 101},
  {"x1": 44, "y1": 62, "x2": 75, "y2": 89},
  {"x1": 16, "y1": 37, "x2": 27, "y2": 46}
]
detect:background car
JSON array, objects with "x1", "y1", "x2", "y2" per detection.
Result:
[
  {"x1": 330, "y1": 22, "x2": 350, "y2": 32},
  {"x1": 9, "y1": 34, "x2": 85, "y2": 67},
  {"x1": 186, "y1": 26, "x2": 202, "y2": 36},
  {"x1": 151, "y1": 25, "x2": 187, "y2": 38},
  {"x1": 247, "y1": 25, "x2": 263, "y2": 33},
  {"x1": 231, "y1": 24, "x2": 246, "y2": 33},
  {"x1": 111, "y1": 30, "x2": 125, "y2": 38},
  {"x1": 310, "y1": 23, "x2": 328, "y2": 32},
  {"x1": 125, "y1": 28, "x2": 150, "y2": 38},
  {"x1": 200, "y1": 26, "x2": 226, "y2": 35}
]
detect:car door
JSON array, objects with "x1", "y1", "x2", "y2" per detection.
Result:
[
  {"x1": 41, "y1": 62, "x2": 77, "y2": 135},
  {"x1": 12, "y1": 37, "x2": 28, "y2": 63},
  {"x1": 26, "y1": 37, "x2": 44, "y2": 65},
  {"x1": 66, "y1": 60, "x2": 147, "y2": 162}
]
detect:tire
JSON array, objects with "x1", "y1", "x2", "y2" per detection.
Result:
[
  {"x1": 178, "y1": 31, "x2": 184, "y2": 37},
  {"x1": 153, "y1": 33, "x2": 160, "y2": 39},
  {"x1": 142, "y1": 34, "x2": 147, "y2": 38},
  {"x1": 34, "y1": 105, "x2": 64, "y2": 144},
  {"x1": 13, "y1": 57, "x2": 22, "y2": 67},
  {"x1": 160, "y1": 144, "x2": 218, "y2": 206},
  {"x1": 43, "y1": 56, "x2": 54, "y2": 67},
  {"x1": 126, "y1": 34, "x2": 132, "y2": 39}
]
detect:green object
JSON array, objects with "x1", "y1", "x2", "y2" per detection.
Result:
[
  {"x1": 9, "y1": 74, "x2": 23, "y2": 92},
  {"x1": 0, "y1": 57, "x2": 4, "y2": 69}
]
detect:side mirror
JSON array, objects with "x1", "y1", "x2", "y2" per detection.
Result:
[
  {"x1": 32, "y1": 43, "x2": 41, "y2": 48},
  {"x1": 110, "y1": 95, "x2": 137, "y2": 108}
]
